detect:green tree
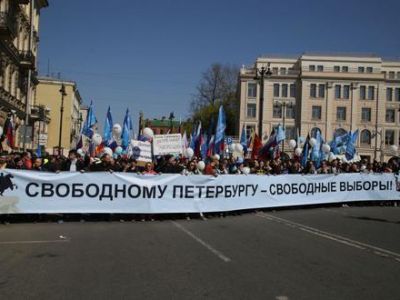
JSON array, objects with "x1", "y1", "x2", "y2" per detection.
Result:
[{"x1": 189, "y1": 63, "x2": 239, "y2": 136}]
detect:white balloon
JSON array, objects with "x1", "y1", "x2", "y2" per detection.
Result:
[
  {"x1": 322, "y1": 143, "x2": 331, "y2": 154},
  {"x1": 0, "y1": 126, "x2": 3, "y2": 136},
  {"x1": 213, "y1": 154, "x2": 220, "y2": 161},
  {"x1": 235, "y1": 143, "x2": 244, "y2": 153},
  {"x1": 294, "y1": 147, "x2": 302, "y2": 156},
  {"x1": 77, "y1": 148, "x2": 84, "y2": 156},
  {"x1": 143, "y1": 127, "x2": 154, "y2": 139},
  {"x1": 390, "y1": 144, "x2": 398, "y2": 153},
  {"x1": 197, "y1": 161, "x2": 205, "y2": 171},
  {"x1": 185, "y1": 147, "x2": 194, "y2": 158},
  {"x1": 288, "y1": 139, "x2": 297, "y2": 149},
  {"x1": 243, "y1": 166, "x2": 251, "y2": 175},
  {"x1": 309, "y1": 138, "x2": 317, "y2": 147},
  {"x1": 92, "y1": 133, "x2": 102, "y2": 146},
  {"x1": 328, "y1": 152, "x2": 336, "y2": 162},
  {"x1": 228, "y1": 144, "x2": 235, "y2": 152},
  {"x1": 112, "y1": 124, "x2": 122, "y2": 135},
  {"x1": 115, "y1": 146, "x2": 123, "y2": 154},
  {"x1": 102, "y1": 147, "x2": 113, "y2": 157}
]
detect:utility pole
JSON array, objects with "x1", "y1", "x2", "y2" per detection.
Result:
[
  {"x1": 254, "y1": 63, "x2": 272, "y2": 139},
  {"x1": 58, "y1": 84, "x2": 67, "y2": 155}
]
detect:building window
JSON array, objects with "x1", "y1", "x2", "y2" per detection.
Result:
[
  {"x1": 290, "y1": 84, "x2": 296, "y2": 97},
  {"x1": 309, "y1": 65, "x2": 315, "y2": 72},
  {"x1": 280, "y1": 68, "x2": 287, "y2": 75},
  {"x1": 245, "y1": 125, "x2": 255, "y2": 138},
  {"x1": 282, "y1": 84, "x2": 288, "y2": 98},
  {"x1": 366, "y1": 67, "x2": 373, "y2": 73},
  {"x1": 396, "y1": 88, "x2": 400, "y2": 102},
  {"x1": 285, "y1": 126, "x2": 296, "y2": 140},
  {"x1": 318, "y1": 84, "x2": 325, "y2": 98},
  {"x1": 360, "y1": 130, "x2": 371, "y2": 145},
  {"x1": 310, "y1": 84, "x2": 317, "y2": 98},
  {"x1": 334, "y1": 66, "x2": 340, "y2": 72},
  {"x1": 342, "y1": 66, "x2": 349, "y2": 72},
  {"x1": 358, "y1": 66, "x2": 365, "y2": 73},
  {"x1": 367, "y1": 86, "x2": 375, "y2": 100},
  {"x1": 360, "y1": 85, "x2": 366, "y2": 100},
  {"x1": 335, "y1": 85, "x2": 341, "y2": 99},
  {"x1": 385, "y1": 130, "x2": 395, "y2": 145},
  {"x1": 312, "y1": 106, "x2": 322, "y2": 120},
  {"x1": 397, "y1": 72, "x2": 400, "y2": 79},
  {"x1": 273, "y1": 104, "x2": 282, "y2": 118},
  {"x1": 246, "y1": 103, "x2": 257, "y2": 118},
  {"x1": 386, "y1": 109, "x2": 395, "y2": 123},
  {"x1": 389, "y1": 71, "x2": 395, "y2": 79},
  {"x1": 387, "y1": 88, "x2": 393, "y2": 101},
  {"x1": 273, "y1": 84, "x2": 280, "y2": 97},
  {"x1": 361, "y1": 108, "x2": 371, "y2": 122},
  {"x1": 286, "y1": 105, "x2": 296, "y2": 119},
  {"x1": 343, "y1": 85, "x2": 350, "y2": 99},
  {"x1": 336, "y1": 107, "x2": 346, "y2": 121},
  {"x1": 272, "y1": 67, "x2": 278, "y2": 74},
  {"x1": 247, "y1": 83, "x2": 257, "y2": 98},
  {"x1": 317, "y1": 65, "x2": 324, "y2": 72}
]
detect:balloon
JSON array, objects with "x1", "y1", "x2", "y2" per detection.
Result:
[
  {"x1": 77, "y1": 148, "x2": 85, "y2": 156},
  {"x1": 235, "y1": 143, "x2": 244, "y2": 153},
  {"x1": 328, "y1": 153, "x2": 336, "y2": 162},
  {"x1": 228, "y1": 144, "x2": 235, "y2": 152},
  {"x1": 115, "y1": 146, "x2": 123, "y2": 155},
  {"x1": 322, "y1": 144, "x2": 331, "y2": 153},
  {"x1": 143, "y1": 127, "x2": 154, "y2": 139},
  {"x1": 242, "y1": 167, "x2": 251, "y2": 175},
  {"x1": 197, "y1": 161, "x2": 205, "y2": 171},
  {"x1": 309, "y1": 138, "x2": 317, "y2": 147},
  {"x1": 390, "y1": 144, "x2": 398, "y2": 153},
  {"x1": 185, "y1": 147, "x2": 194, "y2": 158},
  {"x1": 102, "y1": 147, "x2": 113, "y2": 157},
  {"x1": 294, "y1": 147, "x2": 302, "y2": 156},
  {"x1": 288, "y1": 139, "x2": 297, "y2": 149},
  {"x1": 0, "y1": 126, "x2": 3, "y2": 136},
  {"x1": 92, "y1": 133, "x2": 102, "y2": 146},
  {"x1": 112, "y1": 124, "x2": 122, "y2": 136},
  {"x1": 213, "y1": 154, "x2": 220, "y2": 161}
]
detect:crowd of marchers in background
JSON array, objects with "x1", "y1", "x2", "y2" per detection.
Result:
[{"x1": 0, "y1": 150, "x2": 399, "y2": 175}]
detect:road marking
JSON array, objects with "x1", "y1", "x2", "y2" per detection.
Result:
[
  {"x1": 0, "y1": 239, "x2": 70, "y2": 245},
  {"x1": 257, "y1": 213, "x2": 400, "y2": 263},
  {"x1": 171, "y1": 221, "x2": 231, "y2": 263}
]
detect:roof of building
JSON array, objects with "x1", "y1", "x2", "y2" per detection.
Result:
[{"x1": 145, "y1": 119, "x2": 181, "y2": 127}]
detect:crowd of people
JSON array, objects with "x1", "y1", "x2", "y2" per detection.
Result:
[{"x1": 0, "y1": 149, "x2": 399, "y2": 175}]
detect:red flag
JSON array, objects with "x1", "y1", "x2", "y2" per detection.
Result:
[
  {"x1": 4, "y1": 117, "x2": 14, "y2": 149},
  {"x1": 251, "y1": 133, "x2": 262, "y2": 160}
]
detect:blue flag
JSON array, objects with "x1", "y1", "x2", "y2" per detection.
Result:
[
  {"x1": 276, "y1": 124, "x2": 286, "y2": 143},
  {"x1": 214, "y1": 105, "x2": 226, "y2": 154},
  {"x1": 240, "y1": 125, "x2": 247, "y2": 153},
  {"x1": 345, "y1": 129, "x2": 359, "y2": 160},
  {"x1": 82, "y1": 101, "x2": 97, "y2": 138},
  {"x1": 311, "y1": 129, "x2": 323, "y2": 167},
  {"x1": 103, "y1": 106, "x2": 113, "y2": 146},
  {"x1": 121, "y1": 108, "x2": 133, "y2": 150}
]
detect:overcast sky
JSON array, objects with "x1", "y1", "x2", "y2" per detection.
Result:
[{"x1": 38, "y1": 0, "x2": 400, "y2": 133}]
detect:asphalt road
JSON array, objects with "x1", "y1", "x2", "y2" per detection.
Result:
[{"x1": 0, "y1": 206, "x2": 400, "y2": 300}]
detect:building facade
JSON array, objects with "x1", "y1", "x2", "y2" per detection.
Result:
[
  {"x1": 239, "y1": 53, "x2": 400, "y2": 161},
  {"x1": 36, "y1": 77, "x2": 83, "y2": 154},
  {"x1": 0, "y1": 0, "x2": 48, "y2": 150}
]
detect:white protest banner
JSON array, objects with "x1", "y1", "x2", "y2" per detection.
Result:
[
  {"x1": 130, "y1": 140, "x2": 152, "y2": 162},
  {"x1": 0, "y1": 170, "x2": 399, "y2": 214},
  {"x1": 153, "y1": 134, "x2": 182, "y2": 156}
]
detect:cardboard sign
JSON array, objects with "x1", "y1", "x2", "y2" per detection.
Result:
[
  {"x1": 153, "y1": 134, "x2": 182, "y2": 155},
  {"x1": 130, "y1": 140, "x2": 152, "y2": 162}
]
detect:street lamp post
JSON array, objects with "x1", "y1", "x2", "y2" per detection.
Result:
[
  {"x1": 254, "y1": 63, "x2": 272, "y2": 139},
  {"x1": 58, "y1": 84, "x2": 67, "y2": 155},
  {"x1": 274, "y1": 100, "x2": 293, "y2": 153}
]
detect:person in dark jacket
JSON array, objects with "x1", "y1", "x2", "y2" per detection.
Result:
[{"x1": 62, "y1": 150, "x2": 86, "y2": 172}]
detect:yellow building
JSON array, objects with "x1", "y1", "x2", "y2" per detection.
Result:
[
  {"x1": 239, "y1": 53, "x2": 400, "y2": 162},
  {"x1": 0, "y1": 0, "x2": 48, "y2": 150},
  {"x1": 36, "y1": 77, "x2": 84, "y2": 155}
]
